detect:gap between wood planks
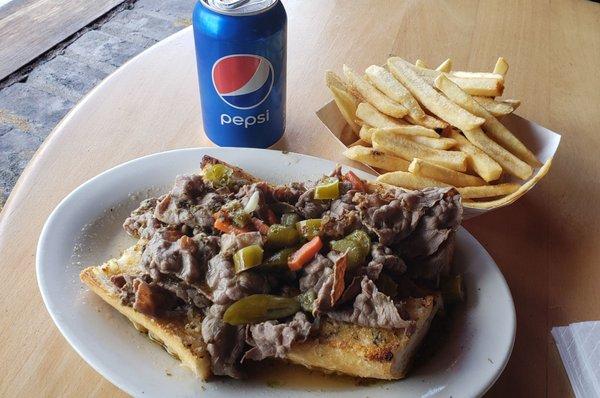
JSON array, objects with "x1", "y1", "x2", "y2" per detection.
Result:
[{"x1": 0, "y1": 0, "x2": 135, "y2": 85}]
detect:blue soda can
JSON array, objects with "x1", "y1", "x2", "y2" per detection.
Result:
[{"x1": 192, "y1": 0, "x2": 287, "y2": 148}]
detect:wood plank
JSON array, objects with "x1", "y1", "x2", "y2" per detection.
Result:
[
  {"x1": 0, "y1": 0, "x2": 599, "y2": 396},
  {"x1": 0, "y1": 0, "x2": 125, "y2": 80}
]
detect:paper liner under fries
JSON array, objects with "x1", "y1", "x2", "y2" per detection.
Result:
[{"x1": 316, "y1": 99, "x2": 561, "y2": 218}]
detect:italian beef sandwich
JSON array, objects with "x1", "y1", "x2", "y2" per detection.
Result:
[{"x1": 81, "y1": 155, "x2": 463, "y2": 380}]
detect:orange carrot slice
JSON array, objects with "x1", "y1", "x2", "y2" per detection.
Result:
[
  {"x1": 288, "y1": 236, "x2": 323, "y2": 271},
  {"x1": 344, "y1": 171, "x2": 367, "y2": 192}
]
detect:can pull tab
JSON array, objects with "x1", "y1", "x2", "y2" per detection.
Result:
[{"x1": 214, "y1": 0, "x2": 250, "y2": 9}]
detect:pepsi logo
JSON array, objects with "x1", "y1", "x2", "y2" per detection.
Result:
[{"x1": 212, "y1": 54, "x2": 274, "y2": 110}]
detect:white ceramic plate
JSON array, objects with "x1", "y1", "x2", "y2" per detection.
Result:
[{"x1": 37, "y1": 148, "x2": 515, "y2": 398}]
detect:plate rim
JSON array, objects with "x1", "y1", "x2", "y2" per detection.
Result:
[{"x1": 36, "y1": 147, "x2": 516, "y2": 397}]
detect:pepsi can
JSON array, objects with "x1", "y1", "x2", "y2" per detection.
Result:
[{"x1": 192, "y1": 0, "x2": 287, "y2": 148}]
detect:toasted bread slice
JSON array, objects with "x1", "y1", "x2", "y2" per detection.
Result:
[
  {"x1": 287, "y1": 295, "x2": 440, "y2": 379},
  {"x1": 80, "y1": 242, "x2": 212, "y2": 380},
  {"x1": 80, "y1": 158, "x2": 442, "y2": 380}
]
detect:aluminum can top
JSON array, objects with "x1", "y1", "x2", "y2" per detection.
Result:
[{"x1": 202, "y1": 0, "x2": 279, "y2": 16}]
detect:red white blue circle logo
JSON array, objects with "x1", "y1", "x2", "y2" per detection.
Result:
[{"x1": 212, "y1": 54, "x2": 274, "y2": 110}]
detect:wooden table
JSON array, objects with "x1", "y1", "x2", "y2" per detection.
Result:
[{"x1": 1, "y1": 1, "x2": 598, "y2": 396}]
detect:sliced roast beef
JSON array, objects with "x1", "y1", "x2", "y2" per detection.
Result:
[
  {"x1": 236, "y1": 183, "x2": 271, "y2": 221},
  {"x1": 295, "y1": 187, "x2": 331, "y2": 219},
  {"x1": 243, "y1": 312, "x2": 314, "y2": 361},
  {"x1": 141, "y1": 229, "x2": 220, "y2": 285},
  {"x1": 328, "y1": 277, "x2": 412, "y2": 329},
  {"x1": 154, "y1": 277, "x2": 212, "y2": 310},
  {"x1": 363, "y1": 243, "x2": 407, "y2": 280},
  {"x1": 172, "y1": 173, "x2": 206, "y2": 200},
  {"x1": 219, "y1": 232, "x2": 264, "y2": 256},
  {"x1": 123, "y1": 197, "x2": 165, "y2": 239},
  {"x1": 206, "y1": 234, "x2": 269, "y2": 305},
  {"x1": 320, "y1": 191, "x2": 361, "y2": 239},
  {"x1": 397, "y1": 189, "x2": 462, "y2": 259},
  {"x1": 406, "y1": 235, "x2": 456, "y2": 283},
  {"x1": 153, "y1": 174, "x2": 226, "y2": 233},
  {"x1": 201, "y1": 304, "x2": 245, "y2": 378},
  {"x1": 271, "y1": 182, "x2": 306, "y2": 204},
  {"x1": 356, "y1": 187, "x2": 460, "y2": 248},
  {"x1": 297, "y1": 253, "x2": 341, "y2": 312},
  {"x1": 355, "y1": 190, "x2": 421, "y2": 246},
  {"x1": 299, "y1": 254, "x2": 332, "y2": 292},
  {"x1": 355, "y1": 187, "x2": 461, "y2": 283}
]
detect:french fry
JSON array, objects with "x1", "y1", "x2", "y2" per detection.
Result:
[
  {"x1": 372, "y1": 129, "x2": 467, "y2": 171},
  {"x1": 415, "y1": 59, "x2": 428, "y2": 68},
  {"x1": 348, "y1": 138, "x2": 370, "y2": 147},
  {"x1": 372, "y1": 125, "x2": 439, "y2": 138},
  {"x1": 326, "y1": 71, "x2": 360, "y2": 134},
  {"x1": 446, "y1": 129, "x2": 502, "y2": 182},
  {"x1": 493, "y1": 57, "x2": 509, "y2": 76},
  {"x1": 442, "y1": 74, "x2": 505, "y2": 97},
  {"x1": 502, "y1": 99, "x2": 521, "y2": 109},
  {"x1": 343, "y1": 65, "x2": 408, "y2": 118},
  {"x1": 435, "y1": 74, "x2": 540, "y2": 167},
  {"x1": 363, "y1": 64, "x2": 448, "y2": 129},
  {"x1": 398, "y1": 61, "x2": 505, "y2": 97},
  {"x1": 356, "y1": 102, "x2": 407, "y2": 129},
  {"x1": 410, "y1": 136, "x2": 456, "y2": 150},
  {"x1": 457, "y1": 183, "x2": 520, "y2": 199},
  {"x1": 365, "y1": 65, "x2": 426, "y2": 121},
  {"x1": 405, "y1": 114, "x2": 449, "y2": 129},
  {"x1": 472, "y1": 96, "x2": 515, "y2": 116},
  {"x1": 326, "y1": 69, "x2": 351, "y2": 93},
  {"x1": 344, "y1": 145, "x2": 410, "y2": 172},
  {"x1": 436, "y1": 58, "x2": 452, "y2": 72},
  {"x1": 358, "y1": 124, "x2": 374, "y2": 143},
  {"x1": 387, "y1": 57, "x2": 485, "y2": 131},
  {"x1": 463, "y1": 127, "x2": 532, "y2": 179},
  {"x1": 377, "y1": 171, "x2": 450, "y2": 190},
  {"x1": 363, "y1": 127, "x2": 452, "y2": 149},
  {"x1": 409, "y1": 158, "x2": 486, "y2": 187}
]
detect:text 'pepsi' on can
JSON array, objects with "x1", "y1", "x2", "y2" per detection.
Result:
[{"x1": 192, "y1": 0, "x2": 287, "y2": 148}]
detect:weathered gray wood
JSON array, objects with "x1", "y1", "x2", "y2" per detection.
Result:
[{"x1": 0, "y1": 0, "x2": 126, "y2": 80}]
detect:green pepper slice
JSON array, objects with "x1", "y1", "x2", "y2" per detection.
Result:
[
  {"x1": 261, "y1": 247, "x2": 296, "y2": 269},
  {"x1": 314, "y1": 177, "x2": 340, "y2": 200},
  {"x1": 296, "y1": 219, "x2": 322, "y2": 240},
  {"x1": 203, "y1": 164, "x2": 233, "y2": 187},
  {"x1": 281, "y1": 213, "x2": 301, "y2": 227},
  {"x1": 266, "y1": 224, "x2": 300, "y2": 248},
  {"x1": 223, "y1": 294, "x2": 301, "y2": 325},
  {"x1": 233, "y1": 245, "x2": 264, "y2": 274},
  {"x1": 346, "y1": 230, "x2": 371, "y2": 255},
  {"x1": 330, "y1": 239, "x2": 362, "y2": 268},
  {"x1": 330, "y1": 230, "x2": 371, "y2": 269}
]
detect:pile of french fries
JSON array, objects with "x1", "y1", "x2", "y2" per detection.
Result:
[{"x1": 326, "y1": 56, "x2": 549, "y2": 207}]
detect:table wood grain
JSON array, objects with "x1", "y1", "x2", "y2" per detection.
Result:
[{"x1": 1, "y1": 0, "x2": 598, "y2": 396}]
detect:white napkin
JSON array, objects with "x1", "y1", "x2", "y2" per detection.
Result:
[{"x1": 552, "y1": 321, "x2": 600, "y2": 397}]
